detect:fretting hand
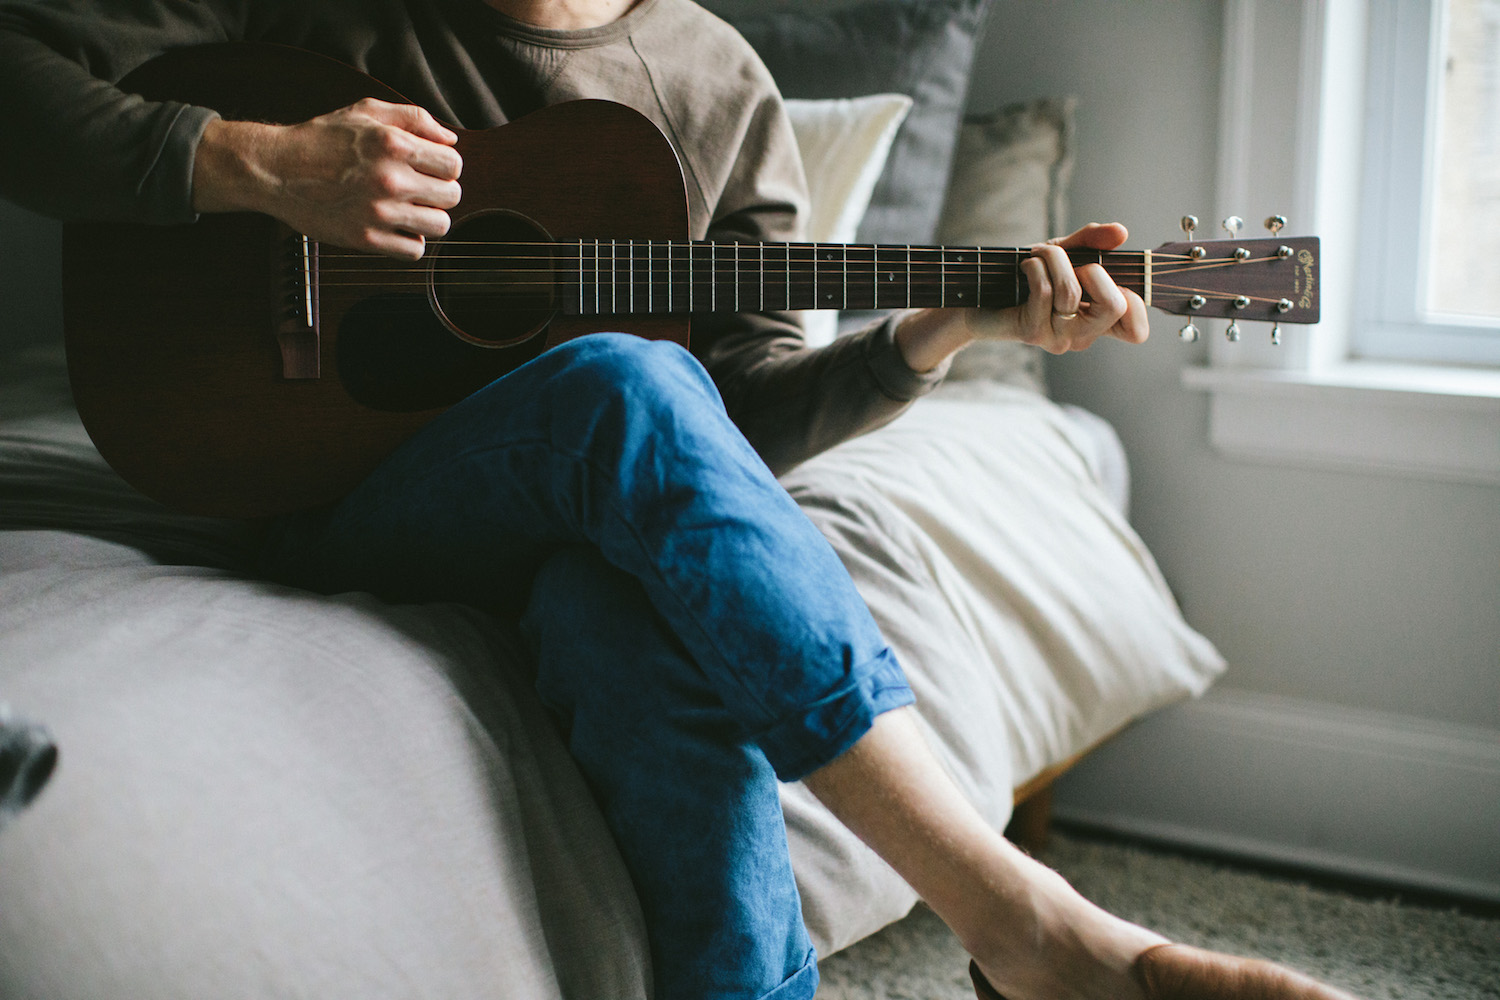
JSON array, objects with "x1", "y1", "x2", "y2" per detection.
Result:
[{"x1": 893, "y1": 223, "x2": 1150, "y2": 372}]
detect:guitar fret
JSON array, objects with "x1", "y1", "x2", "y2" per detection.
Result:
[
  {"x1": 759, "y1": 243, "x2": 765, "y2": 312},
  {"x1": 786, "y1": 242, "x2": 798, "y2": 308}
]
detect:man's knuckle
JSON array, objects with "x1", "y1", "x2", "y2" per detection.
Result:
[{"x1": 371, "y1": 167, "x2": 405, "y2": 197}]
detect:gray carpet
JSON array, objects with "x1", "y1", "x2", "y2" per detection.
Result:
[{"x1": 815, "y1": 832, "x2": 1500, "y2": 1000}]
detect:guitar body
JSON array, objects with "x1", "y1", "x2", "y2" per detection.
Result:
[{"x1": 64, "y1": 43, "x2": 690, "y2": 517}]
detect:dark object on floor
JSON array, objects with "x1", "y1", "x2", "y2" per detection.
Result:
[{"x1": 0, "y1": 707, "x2": 58, "y2": 831}]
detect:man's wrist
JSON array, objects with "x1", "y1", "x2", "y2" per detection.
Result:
[
  {"x1": 191, "y1": 117, "x2": 279, "y2": 215},
  {"x1": 892, "y1": 308, "x2": 978, "y2": 374}
]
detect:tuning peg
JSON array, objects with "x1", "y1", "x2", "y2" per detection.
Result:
[
  {"x1": 1270, "y1": 296, "x2": 1292, "y2": 346},
  {"x1": 1265, "y1": 215, "x2": 1287, "y2": 235},
  {"x1": 1180, "y1": 215, "x2": 1199, "y2": 238},
  {"x1": 1178, "y1": 321, "x2": 1200, "y2": 342},
  {"x1": 1221, "y1": 216, "x2": 1244, "y2": 237},
  {"x1": 1225, "y1": 320, "x2": 1242, "y2": 342}
]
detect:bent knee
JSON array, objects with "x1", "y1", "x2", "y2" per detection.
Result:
[{"x1": 546, "y1": 334, "x2": 718, "y2": 413}]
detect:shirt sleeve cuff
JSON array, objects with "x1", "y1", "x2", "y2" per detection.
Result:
[{"x1": 149, "y1": 103, "x2": 221, "y2": 225}]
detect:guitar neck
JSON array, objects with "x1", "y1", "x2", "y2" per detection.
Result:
[{"x1": 559, "y1": 240, "x2": 1148, "y2": 316}]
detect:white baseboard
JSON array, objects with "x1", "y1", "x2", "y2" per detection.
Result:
[{"x1": 1051, "y1": 688, "x2": 1500, "y2": 902}]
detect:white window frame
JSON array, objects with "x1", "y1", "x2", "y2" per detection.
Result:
[{"x1": 1181, "y1": 0, "x2": 1500, "y2": 486}]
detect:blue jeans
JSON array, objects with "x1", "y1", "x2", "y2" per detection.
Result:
[{"x1": 260, "y1": 334, "x2": 913, "y2": 1000}]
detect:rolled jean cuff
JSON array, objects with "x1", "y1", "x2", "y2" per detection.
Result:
[
  {"x1": 758, "y1": 949, "x2": 819, "y2": 1000},
  {"x1": 755, "y1": 650, "x2": 914, "y2": 783}
]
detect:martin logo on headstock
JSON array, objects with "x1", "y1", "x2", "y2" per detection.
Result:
[{"x1": 1153, "y1": 214, "x2": 1319, "y2": 346}]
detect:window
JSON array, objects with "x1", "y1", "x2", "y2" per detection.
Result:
[
  {"x1": 1427, "y1": 0, "x2": 1500, "y2": 321},
  {"x1": 1183, "y1": 0, "x2": 1500, "y2": 487},
  {"x1": 1357, "y1": 0, "x2": 1500, "y2": 366}
]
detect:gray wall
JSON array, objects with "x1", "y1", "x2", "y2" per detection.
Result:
[{"x1": 969, "y1": 0, "x2": 1499, "y2": 897}]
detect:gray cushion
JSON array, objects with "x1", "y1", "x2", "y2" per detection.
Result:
[
  {"x1": 937, "y1": 97, "x2": 1079, "y2": 394},
  {"x1": 705, "y1": 0, "x2": 993, "y2": 244}
]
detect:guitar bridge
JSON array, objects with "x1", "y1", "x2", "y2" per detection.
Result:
[{"x1": 274, "y1": 231, "x2": 320, "y2": 379}]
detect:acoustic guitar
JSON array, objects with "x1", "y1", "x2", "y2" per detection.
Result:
[{"x1": 63, "y1": 43, "x2": 1320, "y2": 518}]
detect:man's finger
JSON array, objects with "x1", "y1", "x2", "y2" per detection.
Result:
[
  {"x1": 360, "y1": 98, "x2": 459, "y2": 145},
  {"x1": 1032, "y1": 243, "x2": 1082, "y2": 317},
  {"x1": 1050, "y1": 221, "x2": 1129, "y2": 252},
  {"x1": 406, "y1": 140, "x2": 464, "y2": 182}
]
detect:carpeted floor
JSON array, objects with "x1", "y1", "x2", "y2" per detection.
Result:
[{"x1": 815, "y1": 831, "x2": 1500, "y2": 1000}]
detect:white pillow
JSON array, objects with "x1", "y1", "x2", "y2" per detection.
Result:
[{"x1": 783, "y1": 94, "x2": 913, "y2": 347}]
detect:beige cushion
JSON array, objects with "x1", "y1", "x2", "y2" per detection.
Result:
[{"x1": 780, "y1": 382, "x2": 1225, "y2": 954}]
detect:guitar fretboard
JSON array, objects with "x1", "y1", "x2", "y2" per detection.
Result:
[{"x1": 561, "y1": 240, "x2": 1139, "y2": 316}]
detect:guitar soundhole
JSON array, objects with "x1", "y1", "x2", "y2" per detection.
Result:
[{"x1": 428, "y1": 210, "x2": 558, "y2": 347}]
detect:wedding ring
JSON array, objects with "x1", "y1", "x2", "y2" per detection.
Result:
[{"x1": 1053, "y1": 311, "x2": 1079, "y2": 321}]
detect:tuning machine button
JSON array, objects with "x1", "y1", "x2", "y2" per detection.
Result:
[
  {"x1": 1180, "y1": 215, "x2": 1209, "y2": 259},
  {"x1": 1265, "y1": 215, "x2": 1287, "y2": 235}
]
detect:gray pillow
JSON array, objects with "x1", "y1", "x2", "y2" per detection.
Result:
[
  {"x1": 936, "y1": 97, "x2": 1078, "y2": 393},
  {"x1": 704, "y1": 0, "x2": 994, "y2": 245}
]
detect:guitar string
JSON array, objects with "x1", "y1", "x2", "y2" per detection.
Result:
[
  {"x1": 298, "y1": 278, "x2": 1281, "y2": 309},
  {"x1": 309, "y1": 261, "x2": 1264, "y2": 282},
  {"x1": 309, "y1": 255, "x2": 1274, "y2": 279},
  {"x1": 310, "y1": 251, "x2": 1268, "y2": 278}
]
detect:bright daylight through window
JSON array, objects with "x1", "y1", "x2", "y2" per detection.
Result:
[{"x1": 1427, "y1": 0, "x2": 1500, "y2": 323}]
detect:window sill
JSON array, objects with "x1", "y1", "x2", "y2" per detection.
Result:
[{"x1": 1181, "y1": 362, "x2": 1500, "y2": 485}]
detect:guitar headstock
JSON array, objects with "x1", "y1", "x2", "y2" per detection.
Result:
[{"x1": 1152, "y1": 216, "x2": 1319, "y2": 343}]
